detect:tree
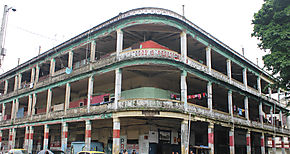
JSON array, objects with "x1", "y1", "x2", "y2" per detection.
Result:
[{"x1": 252, "y1": 0, "x2": 290, "y2": 90}]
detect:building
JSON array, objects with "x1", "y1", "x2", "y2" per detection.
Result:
[{"x1": 0, "y1": 7, "x2": 289, "y2": 154}]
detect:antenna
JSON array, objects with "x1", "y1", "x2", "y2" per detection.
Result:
[
  {"x1": 38, "y1": 46, "x2": 41, "y2": 55},
  {"x1": 17, "y1": 58, "x2": 20, "y2": 66}
]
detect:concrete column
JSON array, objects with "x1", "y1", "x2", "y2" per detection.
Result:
[
  {"x1": 226, "y1": 59, "x2": 232, "y2": 80},
  {"x1": 28, "y1": 126, "x2": 34, "y2": 154},
  {"x1": 1, "y1": 103, "x2": 5, "y2": 121},
  {"x1": 0, "y1": 130, "x2": 2, "y2": 150},
  {"x1": 27, "y1": 95, "x2": 32, "y2": 116},
  {"x1": 87, "y1": 75, "x2": 94, "y2": 113},
  {"x1": 244, "y1": 97, "x2": 249, "y2": 121},
  {"x1": 61, "y1": 122, "x2": 68, "y2": 152},
  {"x1": 279, "y1": 110, "x2": 283, "y2": 128},
  {"x1": 31, "y1": 93, "x2": 37, "y2": 116},
  {"x1": 85, "y1": 120, "x2": 91, "y2": 151},
  {"x1": 114, "y1": 68, "x2": 122, "y2": 110},
  {"x1": 24, "y1": 126, "x2": 29, "y2": 150},
  {"x1": 268, "y1": 87, "x2": 272, "y2": 98},
  {"x1": 31, "y1": 67, "x2": 35, "y2": 84},
  {"x1": 259, "y1": 102, "x2": 263, "y2": 125},
  {"x1": 113, "y1": 117, "x2": 121, "y2": 154},
  {"x1": 181, "y1": 71, "x2": 187, "y2": 110},
  {"x1": 281, "y1": 136, "x2": 285, "y2": 154},
  {"x1": 272, "y1": 136, "x2": 276, "y2": 153},
  {"x1": 228, "y1": 90, "x2": 233, "y2": 116},
  {"x1": 14, "y1": 75, "x2": 18, "y2": 91},
  {"x1": 90, "y1": 41, "x2": 96, "y2": 62},
  {"x1": 64, "y1": 83, "x2": 71, "y2": 114},
  {"x1": 208, "y1": 123, "x2": 214, "y2": 154},
  {"x1": 8, "y1": 128, "x2": 15, "y2": 150},
  {"x1": 207, "y1": 82, "x2": 213, "y2": 110},
  {"x1": 181, "y1": 120, "x2": 189, "y2": 154},
  {"x1": 261, "y1": 132, "x2": 265, "y2": 154},
  {"x1": 14, "y1": 99, "x2": 19, "y2": 120},
  {"x1": 229, "y1": 127, "x2": 235, "y2": 154},
  {"x1": 34, "y1": 65, "x2": 40, "y2": 83},
  {"x1": 243, "y1": 68, "x2": 247, "y2": 88},
  {"x1": 246, "y1": 130, "x2": 251, "y2": 154},
  {"x1": 46, "y1": 89, "x2": 52, "y2": 116},
  {"x1": 180, "y1": 31, "x2": 187, "y2": 63},
  {"x1": 43, "y1": 124, "x2": 49, "y2": 150},
  {"x1": 206, "y1": 47, "x2": 212, "y2": 74},
  {"x1": 11, "y1": 100, "x2": 15, "y2": 121},
  {"x1": 116, "y1": 29, "x2": 123, "y2": 59},
  {"x1": 270, "y1": 106, "x2": 273, "y2": 126},
  {"x1": 257, "y1": 76, "x2": 261, "y2": 93},
  {"x1": 4, "y1": 80, "x2": 8, "y2": 94},
  {"x1": 50, "y1": 58, "x2": 55, "y2": 76},
  {"x1": 287, "y1": 115, "x2": 290, "y2": 129},
  {"x1": 68, "y1": 51, "x2": 73, "y2": 69},
  {"x1": 18, "y1": 74, "x2": 22, "y2": 89}
]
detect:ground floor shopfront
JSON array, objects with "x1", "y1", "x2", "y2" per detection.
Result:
[{"x1": 0, "y1": 112, "x2": 289, "y2": 154}]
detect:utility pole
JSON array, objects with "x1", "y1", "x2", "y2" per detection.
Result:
[{"x1": 0, "y1": 5, "x2": 16, "y2": 69}]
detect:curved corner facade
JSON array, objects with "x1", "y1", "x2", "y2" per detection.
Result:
[{"x1": 0, "y1": 8, "x2": 289, "y2": 154}]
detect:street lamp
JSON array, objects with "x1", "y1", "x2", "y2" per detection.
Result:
[{"x1": 0, "y1": 5, "x2": 16, "y2": 69}]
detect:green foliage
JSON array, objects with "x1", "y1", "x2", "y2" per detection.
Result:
[{"x1": 252, "y1": 0, "x2": 290, "y2": 90}]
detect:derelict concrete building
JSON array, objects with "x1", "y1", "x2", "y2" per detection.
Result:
[{"x1": 0, "y1": 7, "x2": 289, "y2": 154}]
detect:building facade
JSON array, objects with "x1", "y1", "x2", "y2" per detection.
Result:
[{"x1": 0, "y1": 7, "x2": 289, "y2": 154}]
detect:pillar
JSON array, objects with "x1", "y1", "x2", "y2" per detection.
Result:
[
  {"x1": 272, "y1": 136, "x2": 276, "y2": 153},
  {"x1": 0, "y1": 130, "x2": 2, "y2": 151},
  {"x1": 206, "y1": 47, "x2": 212, "y2": 74},
  {"x1": 257, "y1": 76, "x2": 261, "y2": 93},
  {"x1": 4, "y1": 80, "x2": 8, "y2": 94},
  {"x1": 228, "y1": 90, "x2": 233, "y2": 116},
  {"x1": 27, "y1": 95, "x2": 32, "y2": 116},
  {"x1": 34, "y1": 65, "x2": 40, "y2": 83},
  {"x1": 281, "y1": 136, "x2": 285, "y2": 154},
  {"x1": 68, "y1": 51, "x2": 73, "y2": 69},
  {"x1": 18, "y1": 74, "x2": 22, "y2": 89},
  {"x1": 270, "y1": 106, "x2": 273, "y2": 126},
  {"x1": 208, "y1": 123, "x2": 214, "y2": 154},
  {"x1": 244, "y1": 97, "x2": 249, "y2": 121},
  {"x1": 261, "y1": 132, "x2": 265, "y2": 154},
  {"x1": 180, "y1": 31, "x2": 187, "y2": 63},
  {"x1": 8, "y1": 128, "x2": 15, "y2": 150},
  {"x1": 207, "y1": 82, "x2": 212, "y2": 111},
  {"x1": 114, "y1": 68, "x2": 122, "y2": 110},
  {"x1": 11, "y1": 100, "x2": 15, "y2": 121},
  {"x1": 64, "y1": 83, "x2": 71, "y2": 114},
  {"x1": 259, "y1": 102, "x2": 263, "y2": 125},
  {"x1": 90, "y1": 40, "x2": 96, "y2": 62},
  {"x1": 181, "y1": 120, "x2": 189, "y2": 154},
  {"x1": 28, "y1": 126, "x2": 34, "y2": 154},
  {"x1": 14, "y1": 75, "x2": 18, "y2": 91},
  {"x1": 246, "y1": 130, "x2": 251, "y2": 154},
  {"x1": 181, "y1": 71, "x2": 187, "y2": 110},
  {"x1": 287, "y1": 115, "x2": 290, "y2": 129},
  {"x1": 279, "y1": 110, "x2": 283, "y2": 128},
  {"x1": 85, "y1": 120, "x2": 91, "y2": 151},
  {"x1": 229, "y1": 127, "x2": 235, "y2": 154},
  {"x1": 87, "y1": 75, "x2": 94, "y2": 113},
  {"x1": 43, "y1": 124, "x2": 49, "y2": 150},
  {"x1": 268, "y1": 87, "x2": 272, "y2": 98},
  {"x1": 243, "y1": 68, "x2": 247, "y2": 89},
  {"x1": 46, "y1": 89, "x2": 52, "y2": 116},
  {"x1": 227, "y1": 59, "x2": 232, "y2": 80},
  {"x1": 50, "y1": 58, "x2": 55, "y2": 76},
  {"x1": 1, "y1": 103, "x2": 5, "y2": 121},
  {"x1": 30, "y1": 67, "x2": 35, "y2": 84},
  {"x1": 61, "y1": 122, "x2": 68, "y2": 152},
  {"x1": 14, "y1": 99, "x2": 19, "y2": 120},
  {"x1": 24, "y1": 126, "x2": 29, "y2": 150},
  {"x1": 116, "y1": 29, "x2": 123, "y2": 58},
  {"x1": 31, "y1": 93, "x2": 37, "y2": 116},
  {"x1": 113, "y1": 117, "x2": 121, "y2": 154}
]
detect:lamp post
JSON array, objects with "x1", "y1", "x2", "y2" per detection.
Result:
[{"x1": 0, "y1": 5, "x2": 16, "y2": 68}]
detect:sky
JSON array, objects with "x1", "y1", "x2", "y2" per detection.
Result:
[{"x1": 0, "y1": 0, "x2": 266, "y2": 73}]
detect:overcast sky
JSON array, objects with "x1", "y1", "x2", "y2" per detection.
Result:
[{"x1": 0, "y1": 0, "x2": 266, "y2": 73}]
